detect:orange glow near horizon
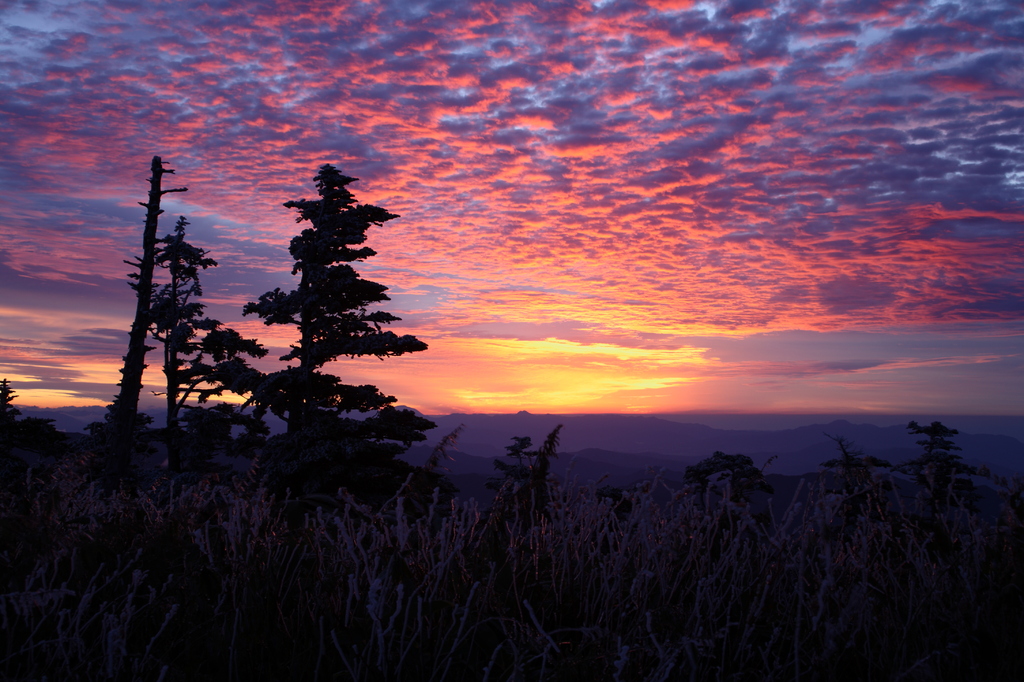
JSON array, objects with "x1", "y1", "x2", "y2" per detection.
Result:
[{"x1": 411, "y1": 337, "x2": 710, "y2": 413}]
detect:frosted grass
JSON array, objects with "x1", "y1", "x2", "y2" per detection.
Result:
[{"x1": 2, "y1": 459, "x2": 1023, "y2": 680}]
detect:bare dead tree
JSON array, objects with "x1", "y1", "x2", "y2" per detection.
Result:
[{"x1": 105, "y1": 156, "x2": 187, "y2": 484}]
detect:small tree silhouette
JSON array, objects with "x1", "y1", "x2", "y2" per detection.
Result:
[
  {"x1": 0, "y1": 379, "x2": 67, "y2": 485},
  {"x1": 820, "y1": 433, "x2": 893, "y2": 494},
  {"x1": 244, "y1": 164, "x2": 434, "y2": 499},
  {"x1": 486, "y1": 435, "x2": 535, "y2": 492},
  {"x1": 684, "y1": 451, "x2": 774, "y2": 504},
  {"x1": 487, "y1": 426, "x2": 563, "y2": 520},
  {"x1": 151, "y1": 216, "x2": 267, "y2": 472},
  {"x1": 897, "y1": 420, "x2": 978, "y2": 514},
  {"x1": 820, "y1": 433, "x2": 892, "y2": 523}
]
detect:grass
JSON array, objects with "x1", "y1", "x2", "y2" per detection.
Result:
[{"x1": 2, "y1": 453, "x2": 1024, "y2": 681}]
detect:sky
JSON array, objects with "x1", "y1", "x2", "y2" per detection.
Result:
[{"x1": 0, "y1": 0, "x2": 1022, "y2": 416}]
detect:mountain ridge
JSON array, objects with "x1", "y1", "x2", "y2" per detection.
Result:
[{"x1": 414, "y1": 413, "x2": 1024, "y2": 477}]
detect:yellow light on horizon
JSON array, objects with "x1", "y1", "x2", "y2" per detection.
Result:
[
  {"x1": 6, "y1": 388, "x2": 107, "y2": 408},
  {"x1": 350, "y1": 336, "x2": 715, "y2": 414}
]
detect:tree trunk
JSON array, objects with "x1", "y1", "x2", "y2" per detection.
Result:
[
  {"x1": 165, "y1": 345, "x2": 182, "y2": 473},
  {"x1": 106, "y1": 156, "x2": 187, "y2": 484},
  {"x1": 164, "y1": 254, "x2": 182, "y2": 473}
]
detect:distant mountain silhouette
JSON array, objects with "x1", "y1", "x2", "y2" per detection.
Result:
[
  {"x1": 20, "y1": 407, "x2": 1024, "y2": 486},
  {"x1": 18, "y1": 405, "x2": 109, "y2": 433},
  {"x1": 408, "y1": 413, "x2": 1024, "y2": 479}
]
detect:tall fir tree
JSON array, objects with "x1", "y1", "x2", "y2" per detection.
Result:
[
  {"x1": 151, "y1": 216, "x2": 267, "y2": 472},
  {"x1": 244, "y1": 164, "x2": 434, "y2": 499}
]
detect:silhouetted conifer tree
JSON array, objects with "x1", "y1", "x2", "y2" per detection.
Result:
[
  {"x1": 151, "y1": 217, "x2": 267, "y2": 472},
  {"x1": 485, "y1": 426, "x2": 562, "y2": 522},
  {"x1": 106, "y1": 157, "x2": 187, "y2": 484},
  {"x1": 486, "y1": 435, "x2": 535, "y2": 492},
  {"x1": 684, "y1": 451, "x2": 774, "y2": 503},
  {"x1": 244, "y1": 164, "x2": 434, "y2": 499},
  {"x1": 820, "y1": 434, "x2": 892, "y2": 495},
  {"x1": 820, "y1": 433, "x2": 893, "y2": 523},
  {"x1": 897, "y1": 420, "x2": 978, "y2": 514},
  {"x1": 80, "y1": 400, "x2": 157, "y2": 479},
  {"x1": 176, "y1": 403, "x2": 268, "y2": 475},
  {"x1": 0, "y1": 379, "x2": 67, "y2": 485}
]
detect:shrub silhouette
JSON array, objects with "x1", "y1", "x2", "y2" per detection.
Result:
[
  {"x1": 683, "y1": 450, "x2": 774, "y2": 503},
  {"x1": 897, "y1": 420, "x2": 978, "y2": 514},
  {"x1": 0, "y1": 378, "x2": 66, "y2": 486},
  {"x1": 820, "y1": 433, "x2": 893, "y2": 524}
]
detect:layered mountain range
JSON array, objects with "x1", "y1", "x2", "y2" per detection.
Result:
[
  {"x1": 19, "y1": 406, "x2": 1024, "y2": 512},
  {"x1": 399, "y1": 413, "x2": 1024, "y2": 509}
]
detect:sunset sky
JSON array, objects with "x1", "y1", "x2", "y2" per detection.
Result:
[{"x1": 1, "y1": 0, "x2": 1022, "y2": 415}]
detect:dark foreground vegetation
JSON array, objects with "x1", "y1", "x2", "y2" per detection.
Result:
[{"x1": 2, "y1": 446, "x2": 1024, "y2": 681}]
